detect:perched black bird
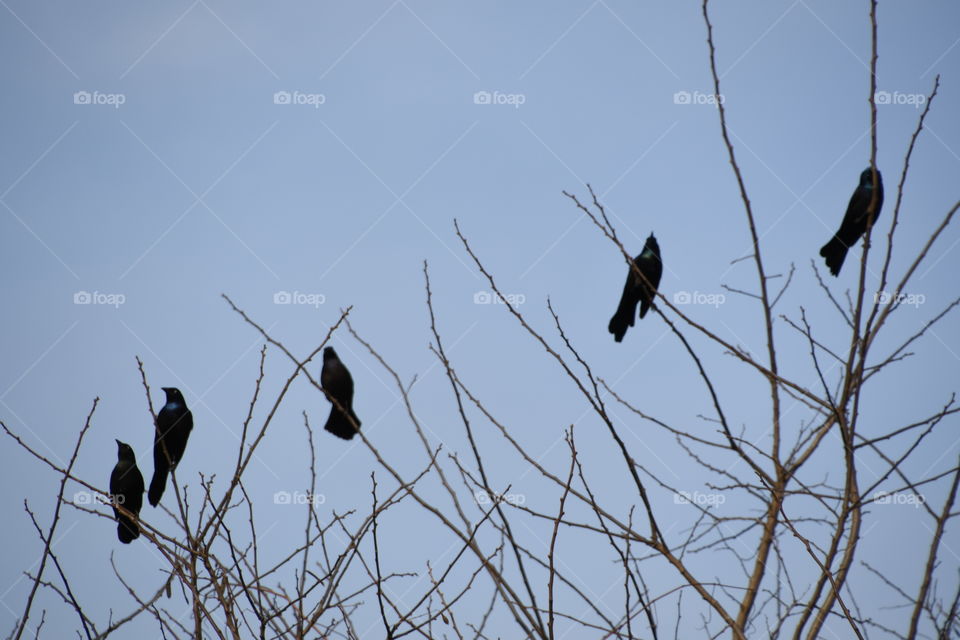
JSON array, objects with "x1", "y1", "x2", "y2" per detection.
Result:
[
  {"x1": 110, "y1": 440, "x2": 144, "y2": 544},
  {"x1": 820, "y1": 167, "x2": 884, "y2": 276},
  {"x1": 321, "y1": 347, "x2": 360, "y2": 439},
  {"x1": 148, "y1": 387, "x2": 193, "y2": 507},
  {"x1": 608, "y1": 234, "x2": 663, "y2": 342}
]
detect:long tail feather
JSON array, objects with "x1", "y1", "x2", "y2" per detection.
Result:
[{"x1": 148, "y1": 468, "x2": 167, "y2": 507}]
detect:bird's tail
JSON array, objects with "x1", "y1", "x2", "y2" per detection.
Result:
[
  {"x1": 117, "y1": 516, "x2": 139, "y2": 544},
  {"x1": 608, "y1": 300, "x2": 636, "y2": 342},
  {"x1": 324, "y1": 406, "x2": 359, "y2": 440},
  {"x1": 820, "y1": 236, "x2": 848, "y2": 277},
  {"x1": 638, "y1": 295, "x2": 653, "y2": 319},
  {"x1": 148, "y1": 468, "x2": 168, "y2": 507},
  {"x1": 608, "y1": 314, "x2": 627, "y2": 342}
]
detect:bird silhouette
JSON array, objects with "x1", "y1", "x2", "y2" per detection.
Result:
[
  {"x1": 820, "y1": 167, "x2": 884, "y2": 276},
  {"x1": 321, "y1": 347, "x2": 360, "y2": 439},
  {"x1": 609, "y1": 234, "x2": 663, "y2": 342},
  {"x1": 148, "y1": 387, "x2": 193, "y2": 507},
  {"x1": 110, "y1": 440, "x2": 144, "y2": 543}
]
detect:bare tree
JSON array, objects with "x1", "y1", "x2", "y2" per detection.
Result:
[{"x1": 4, "y1": 1, "x2": 958, "y2": 638}]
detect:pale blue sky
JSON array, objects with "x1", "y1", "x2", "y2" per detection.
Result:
[{"x1": 2, "y1": 1, "x2": 959, "y2": 637}]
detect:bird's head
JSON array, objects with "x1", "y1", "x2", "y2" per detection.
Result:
[
  {"x1": 161, "y1": 387, "x2": 184, "y2": 403},
  {"x1": 115, "y1": 439, "x2": 135, "y2": 460},
  {"x1": 860, "y1": 166, "x2": 881, "y2": 187},
  {"x1": 644, "y1": 233, "x2": 660, "y2": 255},
  {"x1": 323, "y1": 347, "x2": 338, "y2": 361}
]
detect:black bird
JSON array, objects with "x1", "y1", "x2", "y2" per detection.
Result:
[
  {"x1": 321, "y1": 347, "x2": 360, "y2": 439},
  {"x1": 820, "y1": 167, "x2": 884, "y2": 276},
  {"x1": 110, "y1": 440, "x2": 144, "y2": 544},
  {"x1": 148, "y1": 387, "x2": 193, "y2": 507},
  {"x1": 608, "y1": 234, "x2": 663, "y2": 342}
]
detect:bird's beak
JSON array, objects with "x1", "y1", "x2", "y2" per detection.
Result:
[{"x1": 115, "y1": 439, "x2": 122, "y2": 447}]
